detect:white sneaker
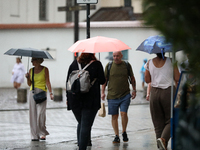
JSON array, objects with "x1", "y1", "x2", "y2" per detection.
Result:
[{"x1": 157, "y1": 138, "x2": 167, "y2": 150}]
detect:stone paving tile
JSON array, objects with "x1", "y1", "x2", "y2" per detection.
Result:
[
  {"x1": 0, "y1": 88, "x2": 156, "y2": 150},
  {"x1": 0, "y1": 104, "x2": 156, "y2": 150}
]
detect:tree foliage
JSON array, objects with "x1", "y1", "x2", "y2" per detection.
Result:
[
  {"x1": 142, "y1": 0, "x2": 200, "y2": 79},
  {"x1": 142, "y1": 1, "x2": 200, "y2": 149}
]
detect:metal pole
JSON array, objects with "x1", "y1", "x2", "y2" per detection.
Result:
[
  {"x1": 171, "y1": 51, "x2": 175, "y2": 149},
  {"x1": 74, "y1": 1, "x2": 79, "y2": 59},
  {"x1": 87, "y1": 4, "x2": 90, "y2": 39}
]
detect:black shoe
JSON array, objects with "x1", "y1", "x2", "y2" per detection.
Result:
[
  {"x1": 113, "y1": 135, "x2": 120, "y2": 143},
  {"x1": 32, "y1": 139, "x2": 39, "y2": 141},
  {"x1": 87, "y1": 140, "x2": 92, "y2": 146},
  {"x1": 122, "y1": 132, "x2": 129, "y2": 142}
]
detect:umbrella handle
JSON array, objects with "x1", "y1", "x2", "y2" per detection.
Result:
[{"x1": 161, "y1": 49, "x2": 165, "y2": 60}]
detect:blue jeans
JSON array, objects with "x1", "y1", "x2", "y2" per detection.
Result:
[{"x1": 72, "y1": 107, "x2": 98, "y2": 150}]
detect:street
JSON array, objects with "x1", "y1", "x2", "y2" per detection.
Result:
[{"x1": 0, "y1": 88, "x2": 159, "y2": 150}]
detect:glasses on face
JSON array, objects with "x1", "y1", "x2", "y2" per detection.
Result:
[{"x1": 31, "y1": 59, "x2": 38, "y2": 62}]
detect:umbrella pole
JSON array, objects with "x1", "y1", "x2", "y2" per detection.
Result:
[{"x1": 27, "y1": 57, "x2": 29, "y2": 72}]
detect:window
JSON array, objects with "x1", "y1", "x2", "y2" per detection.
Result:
[
  {"x1": 39, "y1": 0, "x2": 47, "y2": 20},
  {"x1": 124, "y1": 0, "x2": 132, "y2": 7},
  {"x1": 10, "y1": 0, "x2": 20, "y2": 17}
]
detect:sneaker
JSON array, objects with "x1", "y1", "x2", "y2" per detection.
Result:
[
  {"x1": 122, "y1": 132, "x2": 129, "y2": 142},
  {"x1": 157, "y1": 138, "x2": 167, "y2": 150},
  {"x1": 113, "y1": 135, "x2": 120, "y2": 143}
]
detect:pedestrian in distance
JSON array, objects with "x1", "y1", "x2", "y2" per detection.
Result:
[
  {"x1": 101, "y1": 51, "x2": 136, "y2": 143},
  {"x1": 140, "y1": 58, "x2": 147, "y2": 89},
  {"x1": 145, "y1": 53, "x2": 180, "y2": 150},
  {"x1": 11, "y1": 57, "x2": 25, "y2": 89},
  {"x1": 141, "y1": 58, "x2": 148, "y2": 98},
  {"x1": 66, "y1": 53, "x2": 106, "y2": 150},
  {"x1": 25, "y1": 57, "x2": 54, "y2": 141}
]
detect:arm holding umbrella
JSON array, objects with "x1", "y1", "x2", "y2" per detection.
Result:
[{"x1": 25, "y1": 70, "x2": 32, "y2": 86}]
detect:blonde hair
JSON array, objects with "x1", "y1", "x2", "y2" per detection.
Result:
[{"x1": 16, "y1": 57, "x2": 22, "y2": 63}]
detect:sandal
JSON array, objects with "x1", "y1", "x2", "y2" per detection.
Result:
[{"x1": 40, "y1": 136, "x2": 46, "y2": 140}]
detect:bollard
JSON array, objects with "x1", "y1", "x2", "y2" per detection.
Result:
[
  {"x1": 17, "y1": 88, "x2": 27, "y2": 103},
  {"x1": 53, "y1": 88, "x2": 63, "y2": 101}
]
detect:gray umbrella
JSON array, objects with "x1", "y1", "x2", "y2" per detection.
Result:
[
  {"x1": 4, "y1": 47, "x2": 53, "y2": 72},
  {"x1": 4, "y1": 47, "x2": 53, "y2": 59}
]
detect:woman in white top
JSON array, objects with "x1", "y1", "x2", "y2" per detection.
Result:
[
  {"x1": 145, "y1": 53, "x2": 179, "y2": 150},
  {"x1": 11, "y1": 57, "x2": 25, "y2": 89}
]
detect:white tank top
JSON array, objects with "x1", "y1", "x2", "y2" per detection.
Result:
[{"x1": 149, "y1": 57, "x2": 173, "y2": 89}]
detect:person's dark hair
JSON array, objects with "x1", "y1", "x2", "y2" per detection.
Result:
[
  {"x1": 156, "y1": 53, "x2": 165, "y2": 59},
  {"x1": 78, "y1": 53, "x2": 97, "y2": 64}
]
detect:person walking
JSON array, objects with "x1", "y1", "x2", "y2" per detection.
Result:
[
  {"x1": 140, "y1": 58, "x2": 147, "y2": 89},
  {"x1": 101, "y1": 51, "x2": 136, "y2": 143},
  {"x1": 66, "y1": 53, "x2": 106, "y2": 150},
  {"x1": 145, "y1": 53, "x2": 180, "y2": 150},
  {"x1": 11, "y1": 57, "x2": 25, "y2": 89},
  {"x1": 25, "y1": 57, "x2": 54, "y2": 141}
]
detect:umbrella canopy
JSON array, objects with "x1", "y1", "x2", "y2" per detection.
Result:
[
  {"x1": 68, "y1": 36, "x2": 131, "y2": 53},
  {"x1": 4, "y1": 47, "x2": 53, "y2": 59},
  {"x1": 136, "y1": 35, "x2": 172, "y2": 54}
]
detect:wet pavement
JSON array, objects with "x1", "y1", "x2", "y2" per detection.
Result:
[{"x1": 0, "y1": 88, "x2": 166, "y2": 150}]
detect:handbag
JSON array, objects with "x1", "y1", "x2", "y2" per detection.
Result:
[
  {"x1": 98, "y1": 103, "x2": 106, "y2": 117},
  {"x1": 32, "y1": 68, "x2": 47, "y2": 104}
]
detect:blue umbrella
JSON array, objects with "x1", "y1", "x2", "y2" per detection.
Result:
[{"x1": 136, "y1": 35, "x2": 172, "y2": 54}]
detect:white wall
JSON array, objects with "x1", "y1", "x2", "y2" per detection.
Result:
[
  {"x1": 0, "y1": 0, "x2": 143, "y2": 24},
  {"x1": 0, "y1": 0, "x2": 66, "y2": 24},
  {"x1": 0, "y1": 23, "x2": 162, "y2": 90}
]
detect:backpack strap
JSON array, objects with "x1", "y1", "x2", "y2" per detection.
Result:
[
  {"x1": 106, "y1": 61, "x2": 113, "y2": 86},
  {"x1": 124, "y1": 61, "x2": 132, "y2": 84},
  {"x1": 32, "y1": 68, "x2": 34, "y2": 93},
  {"x1": 77, "y1": 60, "x2": 94, "y2": 70}
]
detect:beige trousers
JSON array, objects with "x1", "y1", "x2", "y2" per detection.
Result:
[
  {"x1": 29, "y1": 88, "x2": 49, "y2": 139},
  {"x1": 150, "y1": 86, "x2": 175, "y2": 145}
]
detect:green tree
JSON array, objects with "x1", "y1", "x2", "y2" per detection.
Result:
[
  {"x1": 142, "y1": 0, "x2": 200, "y2": 80},
  {"x1": 142, "y1": 1, "x2": 200, "y2": 149}
]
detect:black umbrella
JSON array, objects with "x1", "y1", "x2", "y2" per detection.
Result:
[
  {"x1": 4, "y1": 47, "x2": 53, "y2": 71},
  {"x1": 4, "y1": 47, "x2": 53, "y2": 59}
]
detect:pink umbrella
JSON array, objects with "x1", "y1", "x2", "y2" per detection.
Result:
[{"x1": 68, "y1": 36, "x2": 131, "y2": 53}]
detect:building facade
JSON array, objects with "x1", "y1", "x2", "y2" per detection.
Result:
[{"x1": 1, "y1": 0, "x2": 184, "y2": 90}]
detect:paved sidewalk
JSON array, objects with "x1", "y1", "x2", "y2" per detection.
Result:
[
  {"x1": 0, "y1": 88, "x2": 149, "y2": 111},
  {"x1": 0, "y1": 88, "x2": 166, "y2": 150}
]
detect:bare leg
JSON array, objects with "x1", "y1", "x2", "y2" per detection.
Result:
[
  {"x1": 112, "y1": 114, "x2": 119, "y2": 136},
  {"x1": 13, "y1": 82, "x2": 21, "y2": 89},
  {"x1": 13, "y1": 82, "x2": 18, "y2": 89},
  {"x1": 121, "y1": 112, "x2": 128, "y2": 133},
  {"x1": 16, "y1": 83, "x2": 21, "y2": 89}
]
